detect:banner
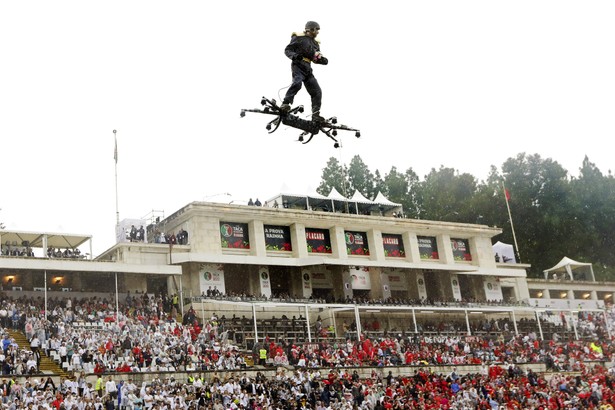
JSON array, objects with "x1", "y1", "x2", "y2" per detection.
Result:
[
  {"x1": 301, "y1": 269, "x2": 313, "y2": 298},
  {"x1": 264, "y1": 225, "x2": 292, "y2": 251},
  {"x1": 341, "y1": 268, "x2": 353, "y2": 300},
  {"x1": 351, "y1": 267, "x2": 371, "y2": 290},
  {"x1": 199, "y1": 263, "x2": 226, "y2": 295},
  {"x1": 416, "y1": 272, "x2": 428, "y2": 300},
  {"x1": 311, "y1": 271, "x2": 333, "y2": 288},
  {"x1": 305, "y1": 228, "x2": 332, "y2": 254},
  {"x1": 220, "y1": 222, "x2": 250, "y2": 249},
  {"x1": 418, "y1": 236, "x2": 439, "y2": 259},
  {"x1": 387, "y1": 272, "x2": 408, "y2": 291},
  {"x1": 450, "y1": 274, "x2": 462, "y2": 301},
  {"x1": 381, "y1": 273, "x2": 392, "y2": 299},
  {"x1": 483, "y1": 277, "x2": 503, "y2": 301},
  {"x1": 382, "y1": 233, "x2": 405, "y2": 257},
  {"x1": 451, "y1": 238, "x2": 472, "y2": 261},
  {"x1": 259, "y1": 267, "x2": 272, "y2": 298},
  {"x1": 345, "y1": 230, "x2": 370, "y2": 256}
]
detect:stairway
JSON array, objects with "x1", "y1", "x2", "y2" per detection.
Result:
[{"x1": 7, "y1": 329, "x2": 70, "y2": 378}]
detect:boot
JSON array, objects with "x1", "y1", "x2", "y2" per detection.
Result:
[{"x1": 312, "y1": 112, "x2": 324, "y2": 123}]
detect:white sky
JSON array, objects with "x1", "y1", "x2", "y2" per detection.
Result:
[{"x1": 1, "y1": 1, "x2": 614, "y2": 256}]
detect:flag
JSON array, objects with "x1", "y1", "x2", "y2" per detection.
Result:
[
  {"x1": 113, "y1": 130, "x2": 118, "y2": 163},
  {"x1": 505, "y1": 188, "x2": 511, "y2": 201}
]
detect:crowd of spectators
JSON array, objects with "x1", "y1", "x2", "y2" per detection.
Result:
[
  {"x1": 1, "y1": 356, "x2": 615, "y2": 409},
  {"x1": 151, "y1": 229, "x2": 188, "y2": 246},
  {"x1": 197, "y1": 292, "x2": 531, "y2": 310},
  {"x1": 1, "y1": 293, "x2": 615, "y2": 408},
  {"x1": 47, "y1": 248, "x2": 85, "y2": 259},
  {"x1": 127, "y1": 226, "x2": 146, "y2": 243},
  {"x1": 1, "y1": 242, "x2": 35, "y2": 257}
]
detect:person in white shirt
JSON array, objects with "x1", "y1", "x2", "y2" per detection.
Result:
[{"x1": 104, "y1": 377, "x2": 117, "y2": 399}]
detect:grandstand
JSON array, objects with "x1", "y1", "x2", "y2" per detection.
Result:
[{"x1": 2, "y1": 195, "x2": 615, "y2": 346}]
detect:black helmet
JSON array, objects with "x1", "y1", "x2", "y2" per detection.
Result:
[{"x1": 305, "y1": 21, "x2": 320, "y2": 31}]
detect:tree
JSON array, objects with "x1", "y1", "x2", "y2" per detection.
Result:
[
  {"x1": 317, "y1": 157, "x2": 350, "y2": 197},
  {"x1": 346, "y1": 155, "x2": 375, "y2": 199},
  {"x1": 570, "y1": 156, "x2": 615, "y2": 277},
  {"x1": 417, "y1": 166, "x2": 478, "y2": 222},
  {"x1": 383, "y1": 166, "x2": 421, "y2": 218},
  {"x1": 501, "y1": 153, "x2": 573, "y2": 276}
]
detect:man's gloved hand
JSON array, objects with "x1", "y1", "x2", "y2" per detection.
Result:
[{"x1": 313, "y1": 52, "x2": 328, "y2": 65}]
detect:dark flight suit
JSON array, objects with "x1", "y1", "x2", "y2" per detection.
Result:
[{"x1": 282, "y1": 33, "x2": 328, "y2": 114}]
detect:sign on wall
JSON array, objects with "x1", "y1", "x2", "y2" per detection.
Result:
[
  {"x1": 483, "y1": 277, "x2": 503, "y2": 301},
  {"x1": 259, "y1": 267, "x2": 271, "y2": 298},
  {"x1": 301, "y1": 269, "x2": 313, "y2": 298},
  {"x1": 199, "y1": 263, "x2": 226, "y2": 295},
  {"x1": 451, "y1": 238, "x2": 472, "y2": 261},
  {"x1": 350, "y1": 267, "x2": 371, "y2": 289},
  {"x1": 305, "y1": 228, "x2": 332, "y2": 254},
  {"x1": 418, "y1": 236, "x2": 439, "y2": 260},
  {"x1": 416, "y1": 272, "x2": 428, "y2": 300},
  {"x1": 311, "y1": 271, "x2": 333, "y2": 288},
  {"x1": 264, "y1": 225, "x2": 292, "y2": 251},
  {"x1": 220, "y1": 222, "x2": 250, "y2": 249},
  {"x1": 345, "y1": 231, "x2": 370, "y2": 256},
  {"x1": 387, "y1": 272, "x2": 408, "y2": 291},
  {"x1": 382, "y1": 233, "x2": 405, "y2": 257},
  {"x1": 450, "y1": 274, "x2": 462, "y2": 301}
]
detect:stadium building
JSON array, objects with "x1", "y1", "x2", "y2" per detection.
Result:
[{"x1": 2, "y1": 191, "x2": 614, "y2": 344}]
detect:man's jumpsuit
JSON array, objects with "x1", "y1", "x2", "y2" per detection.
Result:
[{"x1": 282, "y1": 32, "x2": 328, "y2": 115}]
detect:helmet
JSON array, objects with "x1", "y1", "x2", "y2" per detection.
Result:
[{"x1": 305, "y1": 21, "x2": 320, "y2": 31}]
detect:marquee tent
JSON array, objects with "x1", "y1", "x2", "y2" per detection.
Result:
[
  {"x1": 543, "y1": 256, "x2": 595, "y2": 282},
  {"x1": 492, "y1": 241, "x2": 516, "y2": 263}
]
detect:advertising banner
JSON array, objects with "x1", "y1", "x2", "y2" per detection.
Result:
[
  {"x1": 483, "y1": 277, "x2": 503, "y2": 301},
  {"x1": 311, "y1": 271, "x2": 333, "y2": 288},
  {"x1": 301, "y1": 269, "x2": 313, "y2": 298},
  {"x1": 387, "y1": 272, "x2": 408, "y2": 291},
  {"x1": 416, "y1": 272, "x2": 428, "y2": 300},
  {"x1": 259, "y1": 267, "x2": 272, "y2": 298},
  {"x1": 305, "y1": 228, "x2": 332, "y2": 254},
  {"x1": 220, "y1": 222, "x2": 250, "y2": 249},
  {"x1": 450, "y1": 274, "x2": 462, "y2": 301},
  {"x1": 351, "y1": 267, "x2": 371, "y2": 290},
  {"x1": 382, "y1": 233, "x2": 405, "y2": 257},
  {"x1": 418, "y1": 236, "x2": 439, "y2": 260},
  {"x1": 264, "y1": 225, "x2": 292, "y2": 251},
  {"x1": 199, "y1": 263, "x2": 226, "y2": 295},
  {"x1": 451, "y1": 238, "x2": 472, "y2": 261},
  {"x1": 345, "y1": 230, "x2": 370, "y2": 256}
]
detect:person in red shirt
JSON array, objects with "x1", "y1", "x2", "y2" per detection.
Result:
[{"x1": 51, "y1": 392, "x2": 64, "y2": 410}]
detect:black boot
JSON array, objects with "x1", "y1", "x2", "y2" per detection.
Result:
[{"x1": 312, "y1": 112, "x2": 324, "y2": 122}]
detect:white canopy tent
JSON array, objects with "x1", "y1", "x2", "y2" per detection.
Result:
[
  {"x1": 492, "y1": 241, "x2": 516, "y2": 263},
  {"x1": 543, "y1": 256, "x2": 595, "y2": 282},
  {"x1": 266, "y1": 190, "x2": 403, "y2": 216}
]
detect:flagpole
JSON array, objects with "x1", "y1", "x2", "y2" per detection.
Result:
[
  {"x1": 502, "y1": 181, "x2": 521, "y2": 262},
  {"x1": 114, "y1": 130, "x2": 120, "y2": 235}
]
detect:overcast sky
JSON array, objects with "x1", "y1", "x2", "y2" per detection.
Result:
[{"x1": 1, "y1": 1, "x2": 614, "y2": 256}]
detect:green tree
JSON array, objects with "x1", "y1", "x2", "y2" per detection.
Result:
[
  {"x1": 501, "y1": 153, "x2": 573, "y2": 276},
  {"x1": 383, "y1": 166, "x2": 421, "y2": 218},
  {"x1": 347, "y1": 155, "x2": 375, "y2": 198},
  {"x1": 418, "y1": 166, "x2": 478, "y2": 222},
  {"x1": 570, "y1": 156, "x2": 615, "y2": 279},
  {"x1": 317, "y1": 157, "x2": 350, "y2": 197}
]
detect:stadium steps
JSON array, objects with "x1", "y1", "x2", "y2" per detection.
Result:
[{"x1": 7, "y1": 329, "x2": 71, "y2": 377}]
